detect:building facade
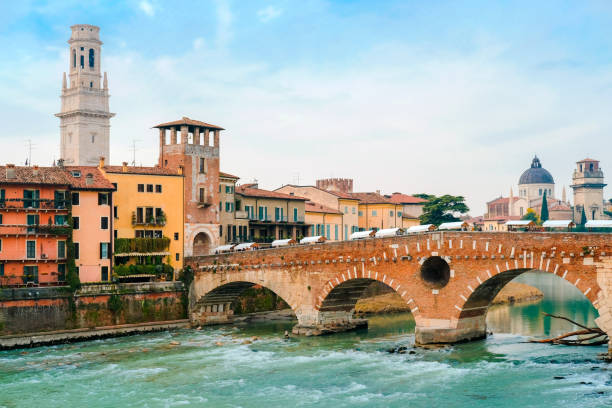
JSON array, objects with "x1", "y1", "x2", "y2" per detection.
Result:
[
  {"x1": 219, "y1": 172, "x2": 249, "y2": 244},
  {"x1": 305, "y1": 202, "x2": 343, "y2": 240},
  {"x1": 236, "y1": 184, "x2": 309, "y2": 241},
  {"x1": 56, "y1": 24, "x2": 114, "y2": 165},
  {"x1": 0, "y1": 165, "x2": 71, "y2": 286},
  {"x1": 62, "y1": 166, "x2": 115, "y2": 282},
  {"x1": 156, "y1": 117, "x2": 222, "y2": 257},
  {"x1": 100, "y1": 161, "x2": 184, "y2": 275}
]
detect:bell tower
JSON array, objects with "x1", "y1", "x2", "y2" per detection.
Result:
[
  {"x1": 571, "y1": 158, "x2": 607, "y2": 221},
  {"x1": 56, "y1": 24, "x2": 114, "y2": 165}
]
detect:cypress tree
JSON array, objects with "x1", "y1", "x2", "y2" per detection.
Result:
[
  {"x1": 580, "y1": 206, "x2": 588, "y2": 226},
  {"x1": 540, "y1": 191, "x2": 549, "y2": 223}
]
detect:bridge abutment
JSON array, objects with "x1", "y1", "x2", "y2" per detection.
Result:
[{"x1": 190, "y1": 301, "x2": 234, "y2": 326}]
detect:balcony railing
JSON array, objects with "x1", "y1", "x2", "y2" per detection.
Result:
[
  {"x1": 131, "y1": 212, "x2": 167, "y2": 226},
  {"x1": 0, "y1": 224, "x2": 71, "y2": 236},
  {"x1": 235, "y1": 210, "x2": 249, "y2": 219},
  {"x1": 0, "y1": 198, "x2": 70, "y2": 210}
]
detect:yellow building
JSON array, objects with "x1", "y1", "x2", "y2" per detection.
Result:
[
  {"x1": 219, "y1": 172, "x2": 249, "y2": 244},
  {"x1": 99, "y1": 161, "x2": 184, "y2": 276},
  {"x1": 351, "y1": 192, "x2": 404, "y2": 231},
  {"x1": 305, "y1": 201, "x2": 344, "y2": 241}
]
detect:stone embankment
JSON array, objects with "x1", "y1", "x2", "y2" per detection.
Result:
[{"x1": 355, "y1": 282, "x2": 543, "y2": 315}]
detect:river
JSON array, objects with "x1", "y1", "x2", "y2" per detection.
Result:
[{"x1": 1, "y1": 272, "x2": 610, "y2": 407}]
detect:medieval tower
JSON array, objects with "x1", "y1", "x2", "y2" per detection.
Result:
[
  {"x1": 571, "y1": 158, "x2": 607, "y2": 221},
  {"x1": 56, "y1": 24, "x2": 114, "y2": 165}
]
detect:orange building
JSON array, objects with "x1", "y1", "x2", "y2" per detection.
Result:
[
  {"x1": 0, "y1": 165, "x2": 71, "y2": 286},
  {"x1": 62, "y1": 166, "x2": 115, "y2": 282}
]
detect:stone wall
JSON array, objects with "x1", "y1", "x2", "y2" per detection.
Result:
[{"x1": 0, "y1": 282, "x2": 186, "y2": 336}]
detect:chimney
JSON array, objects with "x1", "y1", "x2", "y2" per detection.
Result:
[
  {"x1": 6, "y1": 163, "x2": 16, "y2": 179},
  {"x1": 99, "y1": 156, "x2": 105, "y2": 168},
  {"x1": 376, "y1": 190, "x2": 381, "y2": 195},
  {"x1": 122, "y1": 162, "x2": 128, "y2": 173},
  {"x1": 86, "y1": 173, "x2": 94, "y2": 186},
  {"x1": 32, "y1": 165, "x2": 39, "y2": 177}
]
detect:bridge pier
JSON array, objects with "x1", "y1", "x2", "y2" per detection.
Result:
[
  {"x1": 190, "y1": 301, "x2": 235, "y2": 326},
  {"x1": 415, "y1": 315, "x2": 487, "y2": 345},
  {"x1": 292, "y1": 310, "x2": 367, "y2": 336}
]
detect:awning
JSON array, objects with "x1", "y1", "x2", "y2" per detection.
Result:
[{"x1": 374, "y1": 228, "x2": 404, "y2": 238}]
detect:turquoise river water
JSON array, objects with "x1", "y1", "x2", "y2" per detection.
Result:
[{"x1": 1, "y1": 272, "x2": 611, "y2": 407}]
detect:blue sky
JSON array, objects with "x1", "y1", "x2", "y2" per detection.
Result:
[{"x1": 1, "y1": 0, "x2": 612, "y2": 214}]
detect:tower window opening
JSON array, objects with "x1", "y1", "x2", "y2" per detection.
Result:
[
  {"x1": 89, "y1": 49, "x2": 95, "y2": 68},
  {"x1": 72, "y1": 49, "x2": 76, "y2": 67},
  {"x1": 590, "y1": 163, "x2": 594, "y2": 171},
  {"x1": 80, "y1": 55, "x2": 84, "y2": 68},
  {"x1": 91, "y1": 134, "x2": 95, "y2": 143},
  {"x1": 90, "y1": 81, "x2": 93, "y2": 88}
]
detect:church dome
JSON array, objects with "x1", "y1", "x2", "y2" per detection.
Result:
[{"x1": 519, "y1": 156, "x2": 554, "y2": 185}]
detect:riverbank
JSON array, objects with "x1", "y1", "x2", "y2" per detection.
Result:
[{"x1": 355, "y1": 282, "x2": 543, "y2": 314}]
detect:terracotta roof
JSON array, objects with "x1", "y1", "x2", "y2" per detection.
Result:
[
  {"x1": 0, "y1": 165, "x2": 71, "y2": 185},
  {"x1": 349, "y1": 192, "x2": 395, "y2": 204},
  {"x1": 577, "y1": 158, "x2": 598, "y2": 163},
  {"x1": 484, "y1": 215, "x2": 521, "y2": 222},
  {"x1": 153, "y1": 116, "x2": 224, "y2": 130},
  {"x1": 305, "y1": 201, "x2": 342, "y2": 214},
  {"x1": 274, "y1": 184, "x2": 359, "y2": 200},
  {"x1": 487, "y1": 196, "x2": 522, "y2": 205},
  {"x1": 236, "y1": 185, "x2": 306, "y2": 201},
  {"x1": 103, "y1": 165, "x2": 181, "y2": 176},
  {"x1": 63, "y1": 166, "x2": 116, "y2": 190},
  {"x1": 219, "y1": 171, "x2": 239, "y2": 180},
  {"x1": 550, "y1": 204, "x2": 571, "y2": 211},
  {"x1": 387, "y1": 193, "x2": 427, "y2": 204}
]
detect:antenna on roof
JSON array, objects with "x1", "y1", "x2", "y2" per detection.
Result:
[
  {"x1": 26, "y1": 139, "x2": 36, "y2": 166},
  {"x1": 130, "y1": 139, "x2": 140, "y2": 166}
]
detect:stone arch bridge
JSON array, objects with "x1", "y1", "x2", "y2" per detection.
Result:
[{"x1": 185, "y1": 232, "x2": 612, "y2": 347}]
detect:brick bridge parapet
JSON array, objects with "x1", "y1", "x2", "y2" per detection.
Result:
[{"x1": 185, "y1": 232, "x2": 612, "y2": 347}]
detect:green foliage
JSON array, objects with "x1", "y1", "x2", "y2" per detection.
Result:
[
  {"x1": 114, "y1": 237, "x2": 170, "y2": 254},
  {"x1": 414, "y1": 193, "x2": 435, "y2": 200},
  {"x1": 108, "y1": 294, "x2": 123, "y2": 314},
  {"x1": 580, "y1": 207, "x2": 588, "y2": 226},
  {"x1": 66, "y1": 214, "x2": 80, "y2": 291},
  {"x1": 418, "y1": 194, "x2": 469, "y2": 226},
  {"x1": 522, "y1": 208, "x2": 540, "y2": 224},
  {"x1": 113, "y1": 263, "x2": 173, "y2": 277},
  {"x1": 178, "y1": 265, "x2": 194, "y2": 288},
  {"x1": 604, "y1": 210, "x2": 612, "y2": 219},
  {"x1": 540, "y1": 191, "x2": 549, "y2": 223}
]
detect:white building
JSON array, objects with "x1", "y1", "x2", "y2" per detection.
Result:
[
  {"x1": 56, "y1": 24, "x2": 114, "y2": 165},
  {"x1": 571, "y1": 158, "x2": 608, "y2": 221}
]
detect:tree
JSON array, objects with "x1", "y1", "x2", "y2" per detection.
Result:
[
  {"x1": 418, "y1": 194, "x2": 469, "y2": 226},
  {"x1": 580, "y1": 206, "x2": 588, "y2": 226},
  {"x1": 522, "y1": 208, "x2": 540, "y2": 224},
  {"x1": 540, "y1": 191, "x2": 549, "y2": 223}
]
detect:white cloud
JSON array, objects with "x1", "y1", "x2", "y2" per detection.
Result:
[
  {"x1": 193, "y1": 37, "x2": 205, "y2": 50},
  {"x1": 139, "y1": 0, "x2": 155, "y2": 17},
  {"x1": 257, "y1": 5, "x2": 282, "y2": 22},
  {"x1": 215, "y1": 0, "x2": 233, "y2": 49}
]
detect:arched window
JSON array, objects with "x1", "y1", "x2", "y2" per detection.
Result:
[
  {"x1": 80, "y1": 55, "x2": 84, "y2": 69},
  {"x1": 89, "y1": 49, "x2": 94, "y2": 68},
  {"x1": 72, "y1": 49, "x2": 76, "y2": 68}
]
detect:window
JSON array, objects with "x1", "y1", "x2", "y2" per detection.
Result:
[
  {"x1": 146, "y1": 184, "x2": 153, "y2": 193},
  {"x1": 91, "y1": 134, "x2": 95, "y2": 143},
  {"x1": 358, "y1": 211, "x2": 363, "y2": 217},
  {"x1": 23, "y1": 189, "x2": 40, "y2": 208},
  {"x1": 398, "y1": 212, "x2": 402, "y2": 218},
  {"x1": 27, "y1": 214, "x2": 39, "y2": 233},
  {"x1": 58, "y1": 264, "x2": 66, "y2": 281},
  {"x1": 26, "y1": 240, "x2": 36, "y2": 259},
  {"x1": 155, "y1": 184, "x2": 162, "y2": 193},
  {"x1": 114, "y1": 206, "x2": 118, "y2": 218},
  {"x1": 101, "y1": 266, "x2": 109, "y2": 281},
  {"x1": 0, "y1": 214, "x2": 2, "y2": 224},
  {"x1": 98, "y1": 192, "x2": 109, "y2": 205},
  {"x1": 0, "y1": 189, "x2": 4, "y2": 206},
  {"x1": 389, "y1": 211, "x2": 394, "y2": 217},
  {"x1": 225, "y1": 202, "x2": 232, "y2": 212},
  {"x1": 100, "y1": 243, "x2": 109, "y2": 259},
  {"x1": 71, "y1": 192, "x2": 80, "y2": 205},
  {"x1": 176, "y1": 253, "x2": 180, "y2": 261},
  {"x1": 101, "y1": 217, "x2": 109, "y2": 230},
  {"x1": 74, "y1": 243, "x2": 80, "y2": 259},
  {"x1": 200, "y1": 188, "x2": 205, "y2": 203},
  {"x1": 89, "y1": 48, "x2": 94, "y2": 68},
  {"x1": 326, "y1": 224, "x2": 330, "y2": 239},
  {"x1": 539, "y1": 189, "x2": 542, "y2": 196},
  {"x1": 174, "y1": 232, "x2": 179, "y2": 240},
  {"x1": 23, "y1": 266, "x2": 38, "y2": 283},
  {"x1": 0, "y1": 238, "x2": 2, "y2": 252},
  {"x1": 199, "y1": 158, "x2": 205, "y2": 173},
  {"x1": 293, "y1": 208, "x2": 298, "y2": 222},
  {"x1": 138, "y1": 184, "x2": 144, "y2": 192},
  {"x1": 352, "y1": 207, "x2": 356, "y2": 214},
  {"x1": 54, "y1": 215, "x2": 67, "y2": 226},
  {"x1": 0, "y1": 263, "x2": 4, "y2": 276},
  {"x1": 54, "y1": 191, "x2": 67, "y2": 209},
  {"x1": 58, "y1": 241, "x2": 66, "y2": 259},
  {"x1": 114, "y1": 230, "x2": 118, "y2": 239},
  {"x1": 335, "y1": 225, "x2": 338, "y2": 240},
  {"x1": 154, "y1": 230, "x2": 163, "y2": 238},
  {"x1": 80, "y1": 54, "x2": 84, "y2": 68},
  {"x1": 145, "y1": 207, "x2": 153, "y2": 223},
  {"x1": 136, "y1": 207, "x2": 144, "y2": 223},
  {"x1": 72, "y1": 49, "x2": 76, "y2": 67},
  {"x1": 372, "y1": 210, "x2": 378, "y2": 216}
]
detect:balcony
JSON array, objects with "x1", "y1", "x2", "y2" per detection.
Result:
[
  {"x1": 114, "y1": 237, "x2": 170, "y2": 256},
  {"x1": 0, "y1": 224, "x2": 71, "y2": 237},
  {"x1": 0, "y1": 199, "x2": 70, "y2": 212}
]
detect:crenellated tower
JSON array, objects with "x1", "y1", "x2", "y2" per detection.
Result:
[
  {"x1": 571, "y1": 158, "x2": 607, "y2": 221},
  {"x1": 56, "y1": 24, "x2": 114, "y2": 165}
]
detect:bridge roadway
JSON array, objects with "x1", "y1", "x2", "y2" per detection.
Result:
[{"x1": 185, "y1": 232, "x2": 612, "y2": 350}]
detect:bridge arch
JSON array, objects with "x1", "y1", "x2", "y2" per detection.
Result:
[
  {"x1": 316, "y1": 271, "x2": 422, "y2": 322},
  {"x1": 456, "y1": 267, "x2": 600, "y2": 323}
]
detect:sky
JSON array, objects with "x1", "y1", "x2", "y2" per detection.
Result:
[{"x1": 1, "y1": 0, "x2": 612, "y2": 215}]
